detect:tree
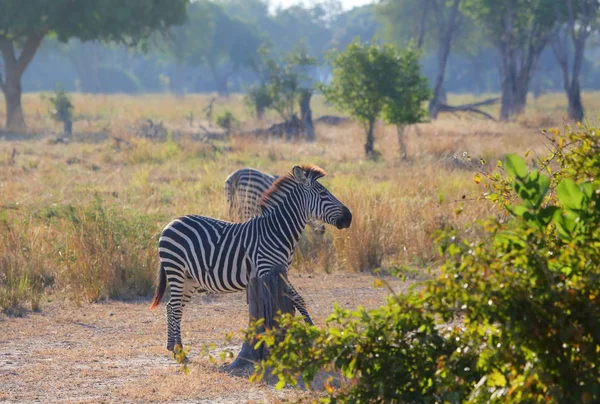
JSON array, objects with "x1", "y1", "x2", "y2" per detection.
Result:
[
  {"x1": 330, "y1": 4, "x2": 379, "y2": 51},
  {"x1": 382, "y1": 48, "x2": 430, "y2": 161},
  {"x1": 245, "y1": 45, "x2": 317, "y2": 140},
  {"x1": 0, "y1": 0, "x2": 187, "y2": 131},
  {"x1": 462, "y1": 0, "x2": 558, "y2": 121},
  {"x1": 161, "y1": 1, "x2": 213, "y2": 96},
  {"x1": 378, "y1": 0, "x2": 463, "y2": 119},
  {"x1": 159, "y1": 1, "x2": 263, "y2": 96},
  {"x1": 323, "y1": 41, "x2": 428, "y2": 158},
  {"x1": 552, "y1": 0, "x2": 599, "y2": 122}
]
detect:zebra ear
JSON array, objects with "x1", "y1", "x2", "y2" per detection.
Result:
[{"x1": 292, "y1": 165, "x2": 308, "y2": 184}]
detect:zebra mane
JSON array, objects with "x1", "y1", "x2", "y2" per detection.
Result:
[{"x1": 258, "y1": 165, "x2": 327, "y2": 211}]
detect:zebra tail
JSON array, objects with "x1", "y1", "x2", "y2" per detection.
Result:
[{"x1": 149, "y1": 264, "x2": 166, "y2": 310}]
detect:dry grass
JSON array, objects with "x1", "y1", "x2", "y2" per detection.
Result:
[{"x1": 0, "y1": 92, "x2": 575, "y2": 312}]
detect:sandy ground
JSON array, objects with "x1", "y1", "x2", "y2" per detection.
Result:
[{"x1": 0, "y1": 273, "x2": 417, "y2": 403}]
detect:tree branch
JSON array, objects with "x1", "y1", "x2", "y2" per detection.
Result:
[
  {"x1": 15, "y1": 32, "x2": 47, "y2": 74},
  {"x1": 437, "y1": 97, "x2": 500, "y2": 121}
]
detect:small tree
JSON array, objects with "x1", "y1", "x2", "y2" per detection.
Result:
[
  {"x1": 323, "y1": 41, "x2": 429, "y2": 158},
  {"x1": 382, "y1": 47, "x2": 430, "y2": 161},
  {"x1": 215, "y1": 110, "x2": 239, "y2": 134},
  {"x1": 46, "y1": 85, "x2": 74, "y2": 134}
]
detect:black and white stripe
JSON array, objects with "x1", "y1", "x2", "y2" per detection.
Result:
[
  {"x1": 151, "y1": 165, "x2": 352, "y2": 351},
  {"x1": 224, "y1": 167, "x2": 326, "y2": 234},
  {"x1": 224, "y1": 167, "x2": 278, "y2": 222}
]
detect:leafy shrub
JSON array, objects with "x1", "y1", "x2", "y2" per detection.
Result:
[
  {"x1": 253, "y1": 124, "x2": 600, "y2": 403},
  {"x1": 216, "y1": 111, "x2": 239, "y2": 132},
  {"x1": 44, "y1": 85, "x2": 74, "y2": 133},
  {"x1": 46, "y1": 86, "x2": 73, "y2": 124},
  {"x1": 245, "y1": 85, "x2": 272, "y2": 119}
]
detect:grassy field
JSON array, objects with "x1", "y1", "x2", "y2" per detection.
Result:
[{"x1": 0, "y1": 91, "x2": 591, "y2": 401}]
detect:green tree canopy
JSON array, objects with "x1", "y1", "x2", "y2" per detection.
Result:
[
  {"x1": 382, "y1": 48, "x2": 430, "y2": 160},
  {"x1": 0, "y1": 0, "x2": 187, "y2": 130},
  {"x1": 323, "y1": 41, "x2": 429, "y2": 158}
]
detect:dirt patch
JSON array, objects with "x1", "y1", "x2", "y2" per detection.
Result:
[{"x1": 0, "y1": 273, "x2": 415, "y2": 403}]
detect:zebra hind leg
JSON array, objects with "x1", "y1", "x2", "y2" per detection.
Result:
[
  {"x1": 288, "y1": 283, "x2": 314, "y2": 325},
  {"x1": 165, "y1": 270, "x2": 193, "y2": 352},
  {"x1": 166, "y1": 275, "x2": 200, "y2": 353}
]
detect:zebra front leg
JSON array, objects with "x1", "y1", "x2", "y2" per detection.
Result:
[{"x1": 288, "y1": 283, "x2": 314, "y2": 325}]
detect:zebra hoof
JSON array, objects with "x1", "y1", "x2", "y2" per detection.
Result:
[{"x1": 167, "y1": 343, "x2": 182, "y2": 352}]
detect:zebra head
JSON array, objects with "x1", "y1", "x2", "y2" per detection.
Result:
[{"x1": 292, "y1": 165, "x2": 352, "y2": 229}]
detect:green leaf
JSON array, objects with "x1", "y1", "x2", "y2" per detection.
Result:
[
  {"x1": 506, "y1": 204, "x2": 528, "y2": 217},
  {"x1": 557, "y1": 179, "x2": 586, "y2": 211},
  {"x1": 539, "y1": 206, "x2": 559, "y2": 225},
  {"x1": 487, "y1": 370, "x2": 507, "y2": 387},
  {"x1": 275, "y1": 377, "x2": 286, "y2": 390},
  {"x1": 505, "y1": 154, "x2": 528, "y2": 179}
]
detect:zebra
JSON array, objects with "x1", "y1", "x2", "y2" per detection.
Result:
[
  {"x1": 224, "y1": 167, "x2": 326, "y2": 233},
  {"x1": 224, "y1": 167, "x2": 278, "y2": 222},
  {"x1": 150, "y1": 165, "x2": 352, "y2": 352}
]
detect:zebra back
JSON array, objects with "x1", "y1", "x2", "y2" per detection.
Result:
[{"x1": 224, "y1": 168, "x2": 278, "y2": 222}]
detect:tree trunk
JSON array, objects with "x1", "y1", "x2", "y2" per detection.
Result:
[
  {"x1": 68, "y1": 41, "x2": 101, "y2": 93},
  {"x1": 365, "y1": 119, "x2": 375, "y2": 158},
  {"x1": 299, "y1": 91, "x2": 315, "y2": 142},
  {"x1": 256, "y1": 105, "x2": 265, "y2": 120},
  {"x1": 228, "y1": 264, "x2": 295, "y2": 369},
  {"x1": 397, "y1": 125, "x2": 408, "y2": 161},
  {"x1": 563, "y1": 21, "x2": 587, "y2": 122},
  {"x1": 0, "y1": 34, "x2": 46, "y2": 131},
  {"x1": 567, "y1": 78, "x2": 584, "y2": 122},
  {"x1": 208, "y1": 61, "x2": 229, "y2": 96},
  {"x1": 172, "y1": 64, "x2": 186, "y2": 98},
  {"x1": 429, "y1": 0, "x2": 461, "y2": 120},
  {"x1": 499, "y1": 86, "x2": 522, "y2": 121},
  {"x1": 499, "y1": 55, "x2": 529, "y2": 120},
  {"x1": 64, "y1": 119, "x2": 73, "y2": 135},
  {"x1": 3, "y1": 85, "x2": 25, "y2": 131}
]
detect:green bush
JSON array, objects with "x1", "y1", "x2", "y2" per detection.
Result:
[
  {"x1": 215, "y1": 111, "x2": 239, "y2": 132},
  {"x1": 252, "y1": 125, "x2": 600, "y2": 403}
]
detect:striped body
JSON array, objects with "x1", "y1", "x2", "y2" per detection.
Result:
[
  {"x1": 151, "y1": 165, "x2": 352, "y2": 351},
  {"x1": 224, "y1": 168, "x2": 278, "y2": 222}
]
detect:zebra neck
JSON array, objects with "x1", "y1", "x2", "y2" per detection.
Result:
[{"x1": 262, "y1": 193, "x2": 308, "y2": 248}]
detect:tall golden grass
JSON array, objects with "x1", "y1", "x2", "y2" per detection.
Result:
[{"x1": 0, "y1": 91, "x2": 588, "y2": 313}]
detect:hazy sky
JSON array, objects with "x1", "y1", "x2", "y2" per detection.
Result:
[{"x1": 273, "y1": 0, "x2": 373, "y2": 11}]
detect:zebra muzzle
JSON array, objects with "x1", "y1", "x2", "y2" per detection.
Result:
[{"x1": 335, "y1": 206, "x2": 352, "y2": 229}]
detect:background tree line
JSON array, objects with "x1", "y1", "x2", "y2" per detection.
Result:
[{"x1": 2, "y1": 0, "x2": 600, "y2": 129}]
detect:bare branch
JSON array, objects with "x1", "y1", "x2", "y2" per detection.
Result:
[{"x1": 437, "y1": 98, "x2": 500, "y2": 121}]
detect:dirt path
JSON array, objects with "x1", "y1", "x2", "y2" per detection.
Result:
[{"x1": 0, "y1": 273, "x2": 416, "y2": 403}]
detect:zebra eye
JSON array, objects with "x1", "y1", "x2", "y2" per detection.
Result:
[{"x1": 319, "y1": 191, "x2": 329, "y2": 197}]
